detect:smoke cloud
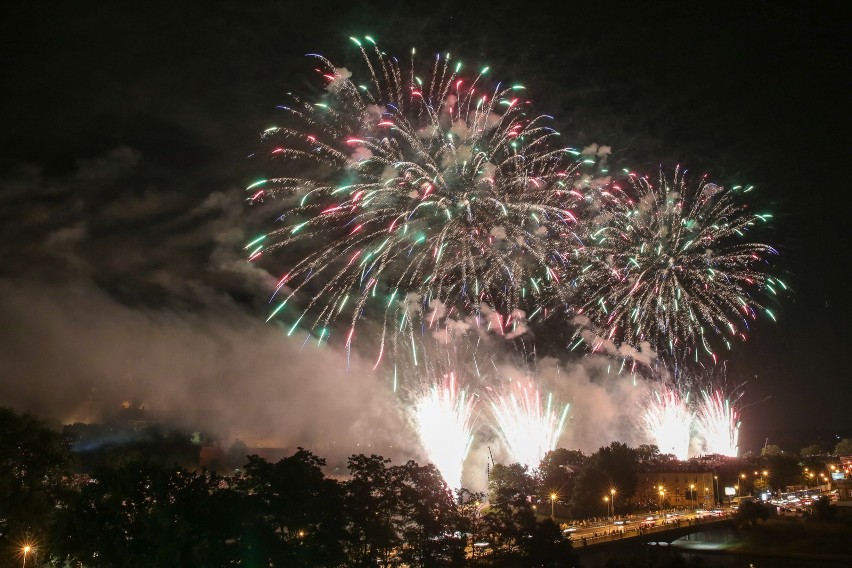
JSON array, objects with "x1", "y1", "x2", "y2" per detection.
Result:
[{"x1": 0, "y1": 146, "x2": 661, "y2": 486}]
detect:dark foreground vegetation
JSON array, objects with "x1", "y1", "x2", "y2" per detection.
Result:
[{"x1": 2, "y1": 407, "x2": 847, "y2": 567}]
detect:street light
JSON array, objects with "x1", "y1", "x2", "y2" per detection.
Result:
[
  {"x1": 603, "y1": 495, "x2": 610, "y2": 518},
  {"x1": 690, "y1": 483, "x2": 696, "y2": 506},
  {"x1": 713, "y1": 475, "x2": 720, "y2": 506},
  {"x1": 21, "y1": 545, "x2": 33, "y2": 568},
  {"x1": 610, "y1": 488, "x2": 616, "y2": 516},
  {"x1": 550, "y1": 492, "x2": 557, "y2": 519}
]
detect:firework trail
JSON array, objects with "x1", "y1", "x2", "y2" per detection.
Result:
[
  {"x1": 574, "y1": 166, "x2": 783, "y2": 362},
  {"x1": 412, "y1": 372, "x2": 477, "y2": 489},
  {"x1": 490, "y1": 380, "x2": 570, "y2": 469},
  {"x1": 695, "y1": 389, "x2": 740, "y2": 457},
  {"x1": 247, "y1": 37, "x2": 606, "y2": 365},
  {"x1": 644, "y1": 387, "x2": 693, "y2": 460}
]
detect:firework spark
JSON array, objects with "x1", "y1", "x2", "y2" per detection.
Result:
[
  {"x1": 644, "y1": 387, "x2": 693, "y2": 460},
  {"x1": 575, "y1": 166, "x2": 782, "y2": 362},
  {"x1": 695, "y1": 389, "x2": 740, "y2": 457},
  {"x1": 412, "y1": 372, "x2": 477, "y2": 489},
  {"x1": 490, "y1": 381, "x2": 570, "y2": 469},
  {"x1": 249, "y1": 38, "x2": 599, "y2": 362}
]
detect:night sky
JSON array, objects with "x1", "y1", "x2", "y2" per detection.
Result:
[{"x1": 1, "y1": 1, "x2": 849, "y2": 456}]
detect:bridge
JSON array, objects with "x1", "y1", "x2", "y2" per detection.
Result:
[{"x1": 572, "y1": 515, "x2": 735, "y2": 556}]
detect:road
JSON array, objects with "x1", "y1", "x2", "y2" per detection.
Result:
[{"x1": 560, "y1": 508, "x2": 733, "y2": 547}]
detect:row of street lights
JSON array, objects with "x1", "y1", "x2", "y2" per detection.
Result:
[{"x1": 546, "y1": 487, "x2": 618, "y2": 520}]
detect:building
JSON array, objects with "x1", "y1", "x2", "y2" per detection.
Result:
[
  {"x1": 637, "y1": 463, "x2": 717, "y2": 508},
  {"x1": 834, "y1": 455, "x2": 852, "y2": 508}
]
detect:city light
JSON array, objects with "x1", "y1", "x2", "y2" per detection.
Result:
[{"x1": 19, "y1": 542, "x2": 35, "y2": 568}]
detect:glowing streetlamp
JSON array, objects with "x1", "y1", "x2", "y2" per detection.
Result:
[
  {"x1": 610, "y1": 488, "x2": 616, "y2": 516},
  {"x1": 690, "y1": 483, "x2": 696, "y2": 505},
  {"x1": 21, "y1": 545, "x2": 33, "y2": 568},
  {"x1": 550, "y1": 492, "x2": 557, "y2": 519},
  {"x1": 713, "y1": 475, "x2": 720, "y2": 506},
  {"x1": 603, "y1": 495, "x2": 610, "y2": 518}
]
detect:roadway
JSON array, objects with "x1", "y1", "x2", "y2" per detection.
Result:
[{"x1": 559, "y1": 508, "x2": 734, "y2": 548}]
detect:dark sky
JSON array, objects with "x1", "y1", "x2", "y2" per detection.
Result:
[{"x1": 1, "y1": 1, "x2": 849, "y2": 456}]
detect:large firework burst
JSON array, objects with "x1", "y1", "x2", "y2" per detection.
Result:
[
  {"x1": 490, "y1": 380, "x2": 570, "y2": 469},
  {"x1": 574, "y1": 166, "x2": 783, "y2": 362},
  {"x1": 411, "y1": 372, "x2": 477, "y2": 489},
  {"x1": 248, "y1": 38, "x2": 600, "y2": 361},
  {"x1": 643, "y1": 386, "x2": 693, "y2": 460},
  {"x1": 695, "y1": 388, "x2": 741, "y2": 457}
]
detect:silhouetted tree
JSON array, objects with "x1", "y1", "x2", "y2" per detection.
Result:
[
  {"x1": 0, "y1": 407, "x2": 73, "y2": 564},
  {"x1": 397, "y1": 461, "x2": 464, "y2": 567},
  {"x1": 484, "y1": 463, "x2": 536, "y2": 562},
  {"x1": 522, "y1": 518, "x2": 575, "y2": 567},
  {"x1": 636, "y1": 444, "x2": 661, "y2": 461},
  {"x1": 835, "y1": 438, "x2": 852, "y2": 456},
  {"x1": 488, "y1": 463, "x2": 535, "y2": 503},
  {"x1": 239, "y1": 449, "x2": 346, "y2": 567},
  {"x1": 56, "y1": 461, "x2": 232, "y2": 567},
  {"x1": 735, "y1": 500, "x2": 770, "y2": 528},
  {"x1": 456, "y1": 488, "x2": 487, "y2": 563},
  {"x1": 760, "y1": 444, "x2": 782, "y2": 457},
  {"x1": 811, "y1": 495, "x2": 836, "y2": 520},
  {"x1": 570, "y1": 463, "x2": 612, "y2": 519},
  {"x1": 799, "y1": 444, "x2": 824, "y2": 457},
  {"x1": 344, "y1": 454, "x2": 403, "y2": 566},
  {"x1": 537, "y1": 449, "x2": 583, "y2": 510},
  {"x1": 591, "y1": 442, "x2": 639, "y2": 512}
]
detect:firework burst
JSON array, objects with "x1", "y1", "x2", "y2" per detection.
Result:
[
  {"x1": 412, "y1": 372, "x2": 477, "y2": 489},
  {"x1": 574, "y1": 166, "x2": 783, "y2": 362},
  {"x1": 695, "y1": 388, "x2": 740, "y2": 457},
  {"x1": 247, "y1": 38, "x2": 603, "y2": 363},
  {"x1": 644, "y1": 386, "x2": 693, "y2": 460},
  {"x1": 490, "y1": 380, "x2": 570, "y2": 469}
]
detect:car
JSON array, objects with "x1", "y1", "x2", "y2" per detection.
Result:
[
  {"x1": 562, "y1": 527, "x2": 578, "y2": 534},
  {"x1": 640, "y1": 517, "x2": 656, "y2": 528},
  {"x1": 614, "y1": 520, "x2": 632, "y2": 526}
]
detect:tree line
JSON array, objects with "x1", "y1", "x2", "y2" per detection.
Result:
[
  {"x1": 2, "y1": 407, "x2": 577, "y2": 567},
  {"x1": 2, "y1": 407, "x2": 847, "y2": 567}
]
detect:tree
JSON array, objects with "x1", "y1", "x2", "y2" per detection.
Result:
[
  {"x1": 835, "y1": 438, "x2": 852, "y2": 456},
  {"x1": 456, "y1": 489, "x2": 487, "y2": 563},
  {"x1": 56, "y1": 460, "x2": 238, "y2": 567},
  {"x1": 735, "y1": 500, "x2": 770, "y2": 528},
  {"x1": 800, "y1": 444, "x2": 824, "y2": 457},
  {"x1": 239, "y1": 449, "x2": 346, "y2": 567},
  {"x1": 536, "y1": 449, "x2": 579, "y2": 514},
  {"x1": 761, "y1": 444, "x2": 782, "y2": 457},
  {"x1": 344, "y1": 454, "x2": 404, "y2": 567},
  {"x1": 396, "y1": 461, "x2": 464, "y2": 567},
  {"x1": 762, "y1": 453, "x2": 800, "y2": 491},
  {"x1": 811, "y1": 495, "x2": 836, "y2": 521},
  {"x1": 484, "y1": 463, "x2": 536, "y2": 561},
  {"x1": 591, "y1": 442, "x2": 639, "y2": 512},
  {"x1": 0, "y1": 407, "x2": 73, "y2": 564},
  {"x1": 522, "y1": 518, "x2": 575, "y2": 567},
  {"x1": 636, "y1": 444, "x2": 661, "y2": 461},
  {"x1": 569, "y1": 463, "x2": 612, "y2": 519},
  {"x1": 488, "y1": 463, "x2": 536, "y2": 504}
]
